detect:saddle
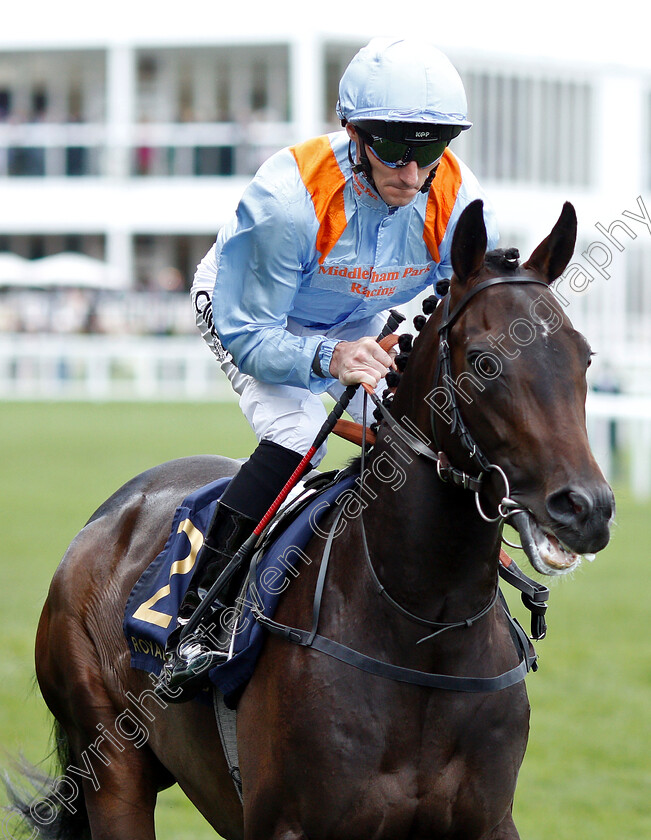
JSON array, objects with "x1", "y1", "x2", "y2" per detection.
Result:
[{"x1": 123, "y1": 467, "x2": 358, "y2": 705}]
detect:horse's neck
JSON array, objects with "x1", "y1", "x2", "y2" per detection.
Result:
[{"x1": 356, "y1": 437, "x2": 501, "y2": 622}]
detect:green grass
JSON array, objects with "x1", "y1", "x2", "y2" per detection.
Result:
[
  {"x1": 0, "y1": 401, "x2": 355, "y2": 839},
  {"x1": 1, "y1": 401, "x2": 649, "y2": 839},
  {"x1": 508, "y1": 486, "x2": 651, "y2": 839}
]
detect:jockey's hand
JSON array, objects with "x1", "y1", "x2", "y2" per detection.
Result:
[{"x1": 329, "y1": 337, "x2": 396, "y2": 387}]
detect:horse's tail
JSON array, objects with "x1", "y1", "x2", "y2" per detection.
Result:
[{"x1": 3, "y1": 719, "x2": 91, "y2": 840}]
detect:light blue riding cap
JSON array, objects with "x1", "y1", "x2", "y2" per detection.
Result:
[{"x1": 336, "y1": 37, "x2": 472, "y2": 129}]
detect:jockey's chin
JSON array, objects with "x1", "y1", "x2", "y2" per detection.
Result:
[{"x1": 368, "y1": 158, "x2": 437, "y2": 207}]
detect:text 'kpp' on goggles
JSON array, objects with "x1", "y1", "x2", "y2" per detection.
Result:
[{"x1": 359, "y1": 131, "x2": 448, "y2": 169}]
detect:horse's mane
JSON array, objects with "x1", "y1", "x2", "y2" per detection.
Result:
[
  {"x1": 369, "y1": 247, "x2": 521, "y2": 433},
  {"x1": 369, "y1": 298, "x2": 433, "y2": 434}
]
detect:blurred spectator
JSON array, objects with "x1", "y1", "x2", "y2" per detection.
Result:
[{"x1": 0, "y1": 287, "x2": 196, "y2": 336}]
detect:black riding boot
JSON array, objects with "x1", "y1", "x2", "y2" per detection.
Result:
[
  {"x1": 159, "y1": 501, "x2": 256, "y2": 700},
  {"x1": 178, "y1": 501, "x2": 256, "y2": 622},
  {"x1": 159, "y1": 439, "x2": 304, "y2": 701}
]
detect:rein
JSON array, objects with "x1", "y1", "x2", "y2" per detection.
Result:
[
  {"x1": 358, "y1": 512, "x2": 501, "y2": 644},
  {"x1": 431, "y1": 276, "x2": 549, "y2": 479},
  {"x1": 251, "y1": 506, "x2": 537, "y2": 693},
  {"x1": 249, "y1": 276, "x2": 554, "y2": 691},
  {"x1": 354, "y1": 390, "x2": 503, "y2": 644}
]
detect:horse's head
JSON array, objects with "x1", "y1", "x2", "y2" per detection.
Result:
[{"x1": 395, "y1": 200, "x2": 614, "y2": 575}]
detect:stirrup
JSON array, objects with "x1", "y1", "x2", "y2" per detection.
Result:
[{"x1": 157, "y1": 638, "x2": 228, "y2": 703}]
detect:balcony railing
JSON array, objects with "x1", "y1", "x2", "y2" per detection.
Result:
[{"x1": 0, "y1": 120, "x2": 296, "y2": 178}]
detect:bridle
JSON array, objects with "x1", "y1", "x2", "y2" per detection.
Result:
[
  {"x1": 250, "y1": 274, "x2": 553, "y2": 689},
  {"x1": 370, "y1": 274, "x2": 549, "y2": 524},
  {"x1": 432, "y1": 275, "x2": 548, "y2": 467}
]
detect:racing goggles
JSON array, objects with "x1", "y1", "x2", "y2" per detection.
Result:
[{"x1": 353, "y1": 120, "x2": 462, "y2": 169}]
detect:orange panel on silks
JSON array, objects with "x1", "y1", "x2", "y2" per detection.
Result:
[
  {"x1": 290, "y1": 136, "x2": 463, "y2": 266},
  {"x1": 422, "y1": 150, "x2": 463, "y2": 263},
  {"x1": 290, "y1": 136, "x2": 348, "y2": 265}
]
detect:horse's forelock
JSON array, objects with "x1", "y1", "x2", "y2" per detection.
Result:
[{"x1": 484, "y1": 248, "x2": 520, "y2": 274}]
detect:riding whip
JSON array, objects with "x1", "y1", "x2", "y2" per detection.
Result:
[{"x1": 179, "y1": 308, "x2": 405, "y2": 641}]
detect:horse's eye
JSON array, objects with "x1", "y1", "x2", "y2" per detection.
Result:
[
  {"x1": 468, "y1": 350, "x2": 501, "y2": 379},
  {"x1": 587, "y1": 351, "x2": 595, "y2": 369}
]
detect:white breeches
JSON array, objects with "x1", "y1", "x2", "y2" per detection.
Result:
[{"x1": 215, "y1": 315, "x2": 388, "y2": 466}]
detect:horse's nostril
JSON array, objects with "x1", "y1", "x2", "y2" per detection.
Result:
[
  {"x1": 546, "y1": 487, "x2": 593, "y2": 525},
  {"x1": 567, "y1": 490, "x2": 589, "y2": 516}
]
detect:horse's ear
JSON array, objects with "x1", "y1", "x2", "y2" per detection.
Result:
[
  {"x1": 522, "y1": 202, "x2": 577, "y2": 284},
  {"x1": 450, "y1": 200, "x2": 488, "y2": 286}
]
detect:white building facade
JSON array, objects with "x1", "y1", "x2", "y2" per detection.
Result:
[{"x1": 0, "y1": 23, "x2": 649, "y2": 405}]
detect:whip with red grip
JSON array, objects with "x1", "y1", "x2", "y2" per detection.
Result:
[{"x1": 180, "y1": 309, "x2": 405, "y2": 641}]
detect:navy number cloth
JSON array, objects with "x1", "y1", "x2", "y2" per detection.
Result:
[{"x1": 124, "y1": 474, "x2": 356, "y2": 707}]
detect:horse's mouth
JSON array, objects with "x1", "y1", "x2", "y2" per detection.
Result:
[{"x1": 510, "y1": 510, "x2": 595, "y2": 576}]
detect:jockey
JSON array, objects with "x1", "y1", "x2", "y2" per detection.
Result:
[{"x1": 163, "y1": 37, "x2": 499, "y2": 696}]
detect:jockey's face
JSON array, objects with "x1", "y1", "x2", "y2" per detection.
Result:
[{"x1": 346, "y1": 125, "x2": 438, "y2": 207}]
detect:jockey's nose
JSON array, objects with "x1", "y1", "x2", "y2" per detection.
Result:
[{"x1": 398, "y1": 161, "x2": 421, "y2": 187}]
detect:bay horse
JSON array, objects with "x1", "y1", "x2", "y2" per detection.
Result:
[{"x1": 9, "y1": 200, "x2": 614, "y2": 840}]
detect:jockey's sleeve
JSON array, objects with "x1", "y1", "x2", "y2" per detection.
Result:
[{"x1": 210, "y1": 170, "x2": 338, "y2": 393}]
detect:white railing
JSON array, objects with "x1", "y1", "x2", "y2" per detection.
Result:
[
  {"x1": 586, "y1": 392, "x2": 651, "y2": 500},
  {"x1": 0, "y1": 120, "x2": 295, "y2": 178},
  {"x1": 1, "y1": 335, "x2": 649, "y2": 498},
  {"x1": 0, "y1": 334, "x2": 232, "y2": 402}
]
